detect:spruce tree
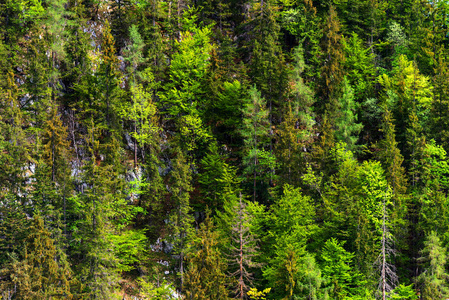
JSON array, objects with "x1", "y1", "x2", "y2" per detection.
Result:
[
  {"x1": 417, "y1": 231, "x2": 449, "y2": 300},
  {"x1": 319, "y1": 5, "x2": 345, "y2": 120},
  {"x1": 168, "y1": 149, "x2": 194, "y2": 289},
  {"x1": 240, "y1": 86, "x2": 274, "y2": 202},
  {"x1": 275, "y1": 46, "x2": 315, "y2": 187},
  {"x1": 183, "y1": 215, "x2": 230, "y2": 299},
  {"x1": 0, "y1": 215, "x2": 75, "y2": 299}
]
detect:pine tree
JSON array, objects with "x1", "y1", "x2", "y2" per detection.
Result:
[
  {"x1": 168, "y1": 149, "x2": 194, "y2": 289},
  {"x1": 97, "y1": 20, "x2": 123, "y2": 135},
  {"x1": 248, "y1": 0, "x2": 288, "y2": 124},
  {"x1": 417, "y1": 231, "x2": 449, "y2": 300},
  {"x1": 335, "y1": 78, "x2": 363, "y2": 152},
  {"x1": 70, "y1": 124, "x2": 130, "y2": 298},
  {"x1": 0, "y1": 215, "x2": 75, "y2": 299},
  {"x1": 319, "y1": 5, "x2": 345, "y2": 120},
  {"x1": 240, "y1": 86, "x2": 274, "y2": 202},
  {"x1": 320, "y1": 238, "x2": 365, "y2": 299},
  {"x1": 378, "y1": 55, "x2": 433, "y2": 159},
  {"x1": 275, "y1": 46, "x2": 315, "y2": 187},
  {"x1": 217, "y1": 193, "x2": 260, "y2": 299},
  {"x1": 183, "y1": 215, "x2": 230, "y2": 299}
]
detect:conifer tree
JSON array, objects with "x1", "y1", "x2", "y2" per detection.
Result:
[
  {"x1": 217, "y1": 193, "x2": 260, "y2": 299},
  {"x1": 320, "y1": 238, "x2": 365, "y2": 299},
  {"x1": 240, "y1": 86, "x2": 274, "y2": 202},
  {"x1": 417, "y1": 231, "x2": 449, "y2": 300},
  {"x1": 71, "y1": 124, "x2": 131, "y2": 298},
  {"x1": 248, "y1": 0, "x2": 288, "y2": 124},
  {"x1": 168, "y1": 149, "x2": 194, "y2": 289},
  {"x1": 279, "y1": 0, "x2": 322, "y2": 81},
  {"x1": 263, "y1": 185, "x2": 321, "y2": 299},
  {"x1": 335, "y1": 78, "x2": 363, "y2": 152},
  {"x1": 183, "y1": 215, "x2": 230, "y2": 300},
  {"x1": 319, "y1": 5, "x2": 345, "y2": 120},
  {"x1": 0, "y1": 215, "x2": 75, "y2": 299},
  {"x1": 430, "y1": 56, "x2": 449, "y2": 150},
  {"x1": 198, "y1": 142, "x2": 240, "y2": 212},
  {"x1": 378, "y1": 55, "x2": 433, "y2": 158},
  {"x1": 97, "y1": 20, "x2": 123, "y2": 135},
  {"x1": 276, "y1": 46, "x2": 315, "y2": 187}
]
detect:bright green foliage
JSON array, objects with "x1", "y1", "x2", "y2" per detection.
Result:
[
  {"x1": 418, "y1": 141, "x2": 449, "y2": 244},
  {"x1": 335, "y1": 78, "x2": 363, "y2": 152},
  {"x1": 323, "y1": 145, "x2": 392, "y2": 277},
  {"x1": 137, "y1": 277, "x2": 177, "y2": 299},
  {"x1": 342, "y1": 33, "x2": 375, "y2": 100},
  {"x1": 3, "y1": 1, "x2": 449, "y2": 297},
  {"x1": 183, "y1": 215, "x2": 230, "y2": 299},
  {"x1": 264, "y1": 245, "x2": 323, "y2": 300},
  {"x1": 320, "y1": 238, "x2": 365, "y2": 299},
  {"x1": 263, "y1": 185, "x2": 322, "y2": 299},
  {"x1": 342, "y1": 33, "x2": 376, "y2": 131},
  {"x1": 159, "y1": 12, "x2": 213, "y2": 151},
  {"x1": 390, "y1": 284, "x2": 418, "y2": 299},
  {"x1": 417, "y1": 231, "x2": 449, "y2": 300},
  {"x1": 378, "y1": 55, "x2": 433, "y2": 156}
]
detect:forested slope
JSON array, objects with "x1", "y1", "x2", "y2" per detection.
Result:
[{"x1": 1, "y1": 0, "x2": 449, "y2": 299}]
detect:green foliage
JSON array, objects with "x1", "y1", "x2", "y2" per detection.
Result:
[
  {"x1": 335, "y1": 78, "x2": 363, "y2": 152},
  {"x1": 320, "y1": 238, "x2": 365, "y2": 299},
  {"x1": 240, "y1": 86, "x2": 274, "y2": 201},
  {"x1": 0, "y1": 215, "x2": 75, "y2": 299},
  {"x1": 159, "y1": 11, "x2": 214, "y2": 151},
  {"x1": 390, "y1": 284, "x2": 418, "y2": 300},
  {"x1": 183, "y1": 215, "x2": 230, "y2": 299},
  {"x1": 198, "y1": 142, "x2": 240, "y2": 211},
  {"x1": 263, "y1": 185, "x2": 323, "y2": 299},
  {"x1": 3, "y1": 1, "x2": 449, "y2": 298},
  {"x1": 417, "y1": 231, "x2": 449, "y2": 300}
]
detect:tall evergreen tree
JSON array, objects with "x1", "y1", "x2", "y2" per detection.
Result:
[{"x1": 240, "y1": 86, "x2": 274, "y2": 202}]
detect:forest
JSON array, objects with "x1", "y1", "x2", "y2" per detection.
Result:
[{"x1": 1, "y1": 0, "x2": 449, "y2": 299}]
